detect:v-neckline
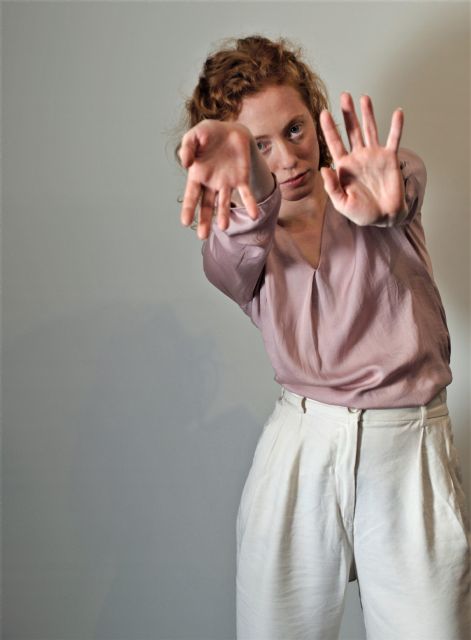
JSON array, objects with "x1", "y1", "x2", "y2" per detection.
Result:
[{"x1": 277, "y1": 199, "x2": 329, "y2": 272}]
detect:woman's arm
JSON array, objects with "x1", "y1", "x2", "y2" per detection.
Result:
[
  {"x1": 394, "y1": 147, "x2": 427, "y2": 227},
  {"x1": 178, "y1": 119, "x2": 281, "y2": 306},
  {"x1": 201, "y1": 176, "x2": 281, "y2": 306},
  {"x1": 229, "y1": 136, "x2": 275, "y2": 207}
]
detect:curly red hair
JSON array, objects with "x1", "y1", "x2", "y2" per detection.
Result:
[{"x1": 176, "y1": 34, "x2": 333, "y2": 170}]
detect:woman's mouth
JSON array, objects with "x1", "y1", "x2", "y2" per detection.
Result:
[{"x1": 280, "y1": 170, "x2": 309, "y2": 188}]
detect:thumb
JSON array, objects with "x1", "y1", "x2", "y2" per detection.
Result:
[
  {"x1": 320, "y1": 167, "x2": 346, "y2": 207},
  {"x1": 179, "y1": 137, "x2": 197, "y2": 169},
  {"x1": 180, "y1": 128, "x2": 209, "y2": 169}
]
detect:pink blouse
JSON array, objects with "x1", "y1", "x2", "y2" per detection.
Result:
[{"x1": 201, "y1": 147, "x2": 452, "y2": 409}]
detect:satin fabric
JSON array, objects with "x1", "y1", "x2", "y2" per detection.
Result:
[{"x1": 202, "y1": 148, "x2": 452, "y2": 409}]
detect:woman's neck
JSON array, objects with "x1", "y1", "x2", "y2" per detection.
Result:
[{"x1": 278, "y1": 175, "x2": 329, "y2": 231}]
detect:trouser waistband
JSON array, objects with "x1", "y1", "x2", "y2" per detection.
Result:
[{"x1": 279, "y1": 387, "x2": 448, "y2": 425}]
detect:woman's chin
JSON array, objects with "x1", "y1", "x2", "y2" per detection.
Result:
[{"x1": 280, "y1": 186, "x2": 313, "y2": 202}]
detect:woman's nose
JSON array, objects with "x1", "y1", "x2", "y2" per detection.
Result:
[{"x1": 275, "y1": 141, "x2": 297, "y2": 170}]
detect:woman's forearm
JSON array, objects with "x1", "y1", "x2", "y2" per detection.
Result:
[{"x1": 232, "y1": 137, "x2": 275, "y2": 206}]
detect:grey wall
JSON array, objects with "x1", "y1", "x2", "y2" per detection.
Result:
[{"x1": 2, "y1": 1, "x2": 469, "y2": 639}]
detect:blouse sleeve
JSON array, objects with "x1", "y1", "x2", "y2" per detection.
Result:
[
  {"x1": 201, "y1": 175, "x2": 281, "y2": 306},
  {"x1": 395, "y1": 147, "x2": 427, "y2": 226}
]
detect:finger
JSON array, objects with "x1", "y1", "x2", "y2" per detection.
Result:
[
  {"x1": 385, "y1": 108, "x2": 404, "y2": 153},
  {"x1": 180, "y1": 178, "x2": 202, "y2": 227},
  {"x1": 341, "y1": 92, "x2": 364, "y2": 150},
  {"x1": 238, "y1": 184, "x2": 259, "y2": 220},
  {"x1": 198, "y1": 186, "x2": 216, "y2": 239},
  {"x1": 319, "y1": 109, "x2": 348, "y2": 163},
  {"x1": 360, "y1": 94, "x2": 380, "y2": 147},
  {"x1": 216, "y1": 186, "x2": 231, "y2": 231},
  {"x1": 320, "y1": 167, "x2": 347, "y2": 209}
]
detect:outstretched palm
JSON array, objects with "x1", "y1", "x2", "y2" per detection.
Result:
[
  {"x1": 319, "y1": 93, "x2": 407, "y2": 226},
  {"x1": 178, "y1": 120, "x2": 259, "y2": 239}
]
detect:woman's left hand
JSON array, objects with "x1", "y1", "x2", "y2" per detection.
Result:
[{"x1": 319, "y1": 93, "x2": 408, "y2": 227}]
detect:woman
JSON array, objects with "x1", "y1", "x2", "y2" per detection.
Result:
[{"x1": 177, "y1": 35, "x2": 470, "y2": 639}]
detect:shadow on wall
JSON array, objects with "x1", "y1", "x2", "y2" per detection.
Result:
[{"x1": 4, "y1": 301, "x2": 261, "y2": 639}]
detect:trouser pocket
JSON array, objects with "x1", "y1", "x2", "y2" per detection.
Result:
[
  {"x1": 424, "y1": 414, "x2": 471, "y2": 543},
  {"x1": 236, "y1": 400, "x2": 288, "y2": 558}
]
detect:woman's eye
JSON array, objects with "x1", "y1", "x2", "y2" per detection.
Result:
[
  {"x1": 256, "y1": 141, "x2": 269, "y2": 152},
  {"x1": 289, "y1": 124, "x2": 302, "y2": 136}
]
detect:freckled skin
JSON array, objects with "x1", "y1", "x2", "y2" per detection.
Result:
[{"x1": 179, "y1": 86, "x2": 407, "y2": 238}]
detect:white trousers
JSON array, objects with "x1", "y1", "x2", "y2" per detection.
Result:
[{"x1": 236, "y1": 387, "x2": 471, "y2": 640}]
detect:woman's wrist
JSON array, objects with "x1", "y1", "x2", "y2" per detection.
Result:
[{"x1": 246, "y1": 137, "x2": 276, "y2": 203}]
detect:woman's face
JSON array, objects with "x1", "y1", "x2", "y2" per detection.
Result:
[{"x1": 235, "y1": 84, "x2": 321, "y2": 202}]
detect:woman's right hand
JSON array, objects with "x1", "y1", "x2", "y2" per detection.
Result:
[{"x1": 178, "y1": 120, "x2": 260, "y2": 239}]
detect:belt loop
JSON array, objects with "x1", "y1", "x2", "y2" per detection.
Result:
[
  {"x1": 420, "y1": 404, "x2": 427, "y2": 427},
  {"x1": 301, "y1": 397, "x2": 307, "y2": 414}
]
